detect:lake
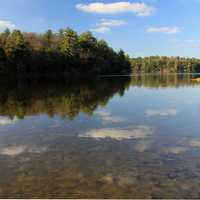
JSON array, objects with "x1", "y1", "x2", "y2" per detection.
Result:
[{"x1": 0, "y1": 74, "x2": 200, "y2": 198}]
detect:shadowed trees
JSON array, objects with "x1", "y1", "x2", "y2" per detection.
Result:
[
  {"x1": 5, "y1": 30, "x2": 29, "y2": 74},
  {"x1": 0, "y1": 28, "x2": 131, "y2": 78}
]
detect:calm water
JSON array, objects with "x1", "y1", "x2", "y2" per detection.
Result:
[{"x1": 1, "y1": 75, "x2": 200, "y2": 198}]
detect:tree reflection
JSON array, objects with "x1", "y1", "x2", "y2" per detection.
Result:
[
  {"x1": 0, "y1": 74, "x2": 199, "y2": 119},
  {"x1": 131, "y1": 74, "x2": 200, "y2": 88},
  {"x1": 0, "y1": 77, "x2": 131, "y2": 119}
]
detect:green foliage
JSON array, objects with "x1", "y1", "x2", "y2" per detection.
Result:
[
  {"x1": 59, "y1": 28, "x2": 79, "y2": 57},
  {"x1": 1, "y1": 30, "x2": 30, "y2": 74},
  {"x1": 131, "y1": 56, "x2": 200, "y2": 74},
  {"x1": 0, "y1": 29, "x2": 10, "y2": 47},
  {"x1": 0, "y1": 28, "x2": 131, "y2": 78},
  {"x1": 43, "y1": 29, "x2": 54, "y2": 51}
]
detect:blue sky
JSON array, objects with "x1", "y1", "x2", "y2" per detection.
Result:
[{"x1": 0, "y1": 0, "x2": 200, "y2": 58}]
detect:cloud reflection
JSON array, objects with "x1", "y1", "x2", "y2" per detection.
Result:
[
  {"x1": 0, "y1": 116, "x2": 18, "y2": 125},
  {"x1": 0, "y1": 145, "x2": 27, "y2": 156},
  {"x1": 163, "y1": 147, "x2": 187, "y2": 154},
  {"x1": 95, "y1": 110, "x2": 126, "y2": 124},
  {"x1": 101, "y1": 174, "x2": 136, "y2": 186},
  {"x1": 145, "y1": 108, "x2": 177, "y2": 117},
  {"x1": 134, "y1": 140, "x2": 153, "y2": 153},
  {"x1": 0, "y1": 145, "x2": 48, "y2": 156},
  {"x1": 79, "y1": 126, "x2": 154, "y2": 141},
  {"x1": 190, "y1": 139, "x2": 200, "y2": 148}
]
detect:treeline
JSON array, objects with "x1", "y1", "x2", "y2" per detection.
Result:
[
  {"x1": 0, "y1": 28, "x2": 131, "y2": 78},
  {"x1": 131, "y1": 56, "x2": 200, "y2": 74}
]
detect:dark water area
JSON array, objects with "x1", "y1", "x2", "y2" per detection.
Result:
[{"x1": 1, "y1": 74, "x2": 200, "y2": 198}]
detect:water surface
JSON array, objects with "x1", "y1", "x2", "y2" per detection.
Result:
[{"x1": 0, "y1": 75, "x2": 200, "y2": 198}]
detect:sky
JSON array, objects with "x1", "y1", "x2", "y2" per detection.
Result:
[{"x1": 0, "y1": 0, "x2": 200, "y2": 58}]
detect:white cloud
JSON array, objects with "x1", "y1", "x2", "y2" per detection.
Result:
[
  {"x1": 147, "y1": 26, "x2": 181, "y2": 34},
  {"x1": 179, "y1": 0, "x2": 200, "y2": 4},
  {"x1": 145, "y1": 108, "x2": 177, "y2": 117},
  {"x1": 95, "y1": 109, "x2": 126, "y2": 123},
  {"x1": 76, "y1": 2, "x2": 155, "y2": 16},
  {"x1": 91, "y1": 19, "x2": 127, "y2": 33},
  {"x1": 184, "y1": 39, "x2": 200, "y2": 43},
  {"x1": 79, "y1": 126, "x2": 154, "y2": 141},
  {"x1": 91, "y1": 26, "x2": 110, "y2": 33},
  {"x1": 169, "y1": 39, "x2": 200, "y2": 50},
  {"x1": 99, "y1": 19, "x2": 127, "y2": 27},
  {"x1": 0, "y1": 20, "x2": 16, "y2": 31},
  {"x1": 183, "y1": 40, "x2": 200, "y2": 47}
]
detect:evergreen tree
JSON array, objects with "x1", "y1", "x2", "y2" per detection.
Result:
[{"x1": 0, "y1": 27, "x2": 132, "y2": 78}]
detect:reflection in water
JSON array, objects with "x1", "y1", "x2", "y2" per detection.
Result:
[
  {"x1": 0, "y1": 145, "x2": 27, "y2": 156},
  {"x1": 95, "y1": 109, "x2": 126, "y2": 124},
  {"x1": 190, "y1": 139, "x2": 200, "y2": 148},
  {"x1": 162, "y1": 146, "x2": 188, "y2": 155},
  {"x1": 0, "y1": 145, "x2": 48, "y2": 156},
  {"x1": 0, "y1": 116, "x2": 18, "y2": 125},
  {"x1": 1, "y1": 75, "x2": 200, "y2": 198},
  {"x1": 0, "y1": 77, "x2": 130, "y2": 119},
  {"x1": 145, "y1": 108, "x2": 177, "y2": 117},
  {"x1": 134, "y1": 140, "x2": 153, "y2": 153},
  {"x1": 79, "y1": 126, "x2": 154, "y2": 140},
  {"x1": 131, "y1": 73, "x2": 200, "y2": 88}
]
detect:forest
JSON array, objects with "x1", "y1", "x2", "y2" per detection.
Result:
[
  {"x1": 1, "y1": 28, "x2": 200, "y2": 78},
  {"x1": 0, "y1": 28, "x2": 131, "y2": 79},
  {"x1": 131, "y1": 56, "x2": 200, "y2": 74}
]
